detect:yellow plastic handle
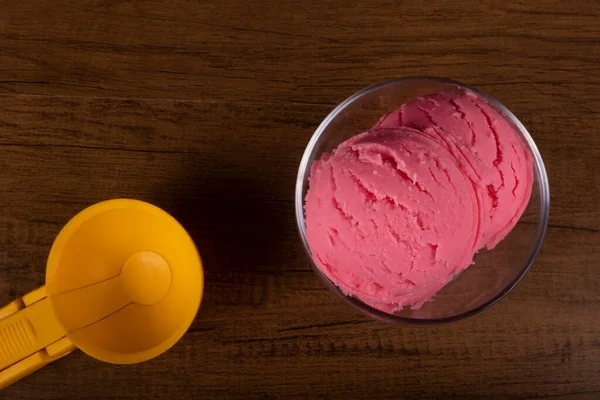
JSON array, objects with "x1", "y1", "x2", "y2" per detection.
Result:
[{"x1": 0, "y1": 286, "x2": 76, "y2": 389}]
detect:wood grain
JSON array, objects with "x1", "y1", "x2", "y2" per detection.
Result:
[{"x1": 0, "y1": 0, "x2": 599, "y2": 398}]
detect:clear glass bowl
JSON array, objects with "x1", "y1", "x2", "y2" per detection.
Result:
[{"x1": 295, "y1": 77, "x2": 550, "y2": 324}]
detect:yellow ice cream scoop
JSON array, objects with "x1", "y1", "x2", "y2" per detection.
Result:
[{"x1": 0, "y1": 199, "x2": 204, "y2": 389}]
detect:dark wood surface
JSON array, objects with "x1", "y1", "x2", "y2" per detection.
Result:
[{"x1": 0, "y1": 0, "x2": 599, "y2": 398}]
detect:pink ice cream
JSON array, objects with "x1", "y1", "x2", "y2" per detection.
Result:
[
  {"x1": 377, "y1": 91, "x2": 533, "y2": 249},
  {"x1": 304, "y1": 90, "x2": 533, "y2": 312}
]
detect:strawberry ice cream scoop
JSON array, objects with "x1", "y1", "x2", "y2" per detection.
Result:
[
  {"x1": 377, "y1": 91, "x2": 533, "y2": 249},
  {"x1": 305, "y1": 126, "x2": 479, "y2": 312}
]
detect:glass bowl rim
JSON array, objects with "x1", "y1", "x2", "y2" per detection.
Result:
[{"x1": 294, "y1": 76, "x2": 551, "y2": 325}]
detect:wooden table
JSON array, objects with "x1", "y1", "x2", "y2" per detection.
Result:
[{"x1": 0, "y1": 0, "x2": 598, "y2": 398}]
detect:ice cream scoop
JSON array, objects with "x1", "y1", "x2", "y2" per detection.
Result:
[
  {"x1": 305, "y1": 126, "x2": 479, "y2": 312},
  {"x1": 377, "y1": 91, "x2": 533, "y2": 249},
  {"x1": 0, "y1": 199, "x2": 203, "y2": 388}
]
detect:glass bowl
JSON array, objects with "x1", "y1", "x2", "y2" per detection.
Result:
[{"x1": 295, "y1": 77, "x2": 550, "y2": 324}]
